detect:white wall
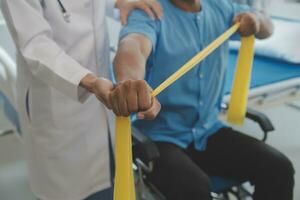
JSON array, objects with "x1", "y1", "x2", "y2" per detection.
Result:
[{"x1": 267, "y1": 0, "x2": 300, "y2": 20}]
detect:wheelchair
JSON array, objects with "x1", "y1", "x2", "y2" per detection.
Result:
[{"x1": 132, "y1": 107, "x2": 275, "y2": 200}]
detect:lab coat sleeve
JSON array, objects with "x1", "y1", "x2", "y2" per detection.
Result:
[{"x1": 1, "y1": 0, "x2": 92, "y2": 103}]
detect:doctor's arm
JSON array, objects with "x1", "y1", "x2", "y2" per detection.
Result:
[
  {"x1": 112, "y1": 33, "x2": 161, "y2": 119},
  {"x1": 1, "y1": 0, "x2": 113, "y2": 106}
]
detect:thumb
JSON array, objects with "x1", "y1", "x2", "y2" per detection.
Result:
[{"x1": 137, "y1": 98, "x2": 161, "y2": 120}]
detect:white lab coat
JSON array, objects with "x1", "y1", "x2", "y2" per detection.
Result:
[{"x1": 1, "y1": 0, "x2": 115, "y2": 199}]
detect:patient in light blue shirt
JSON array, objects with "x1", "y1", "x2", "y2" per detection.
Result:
[
  {"x1": 113, "y1": 1, "x2": 294, "y2": 199},
  {"x1": 119, "y1": 0, "x2": 250, "y2": 150}
]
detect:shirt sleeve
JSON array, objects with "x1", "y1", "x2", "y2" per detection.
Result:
[
  {"x1": 1, "y1": 0, "x2": 92, "y2": 103},
  {"x1": 119, "y1": 10, "x2": 159, "y2": 53}
]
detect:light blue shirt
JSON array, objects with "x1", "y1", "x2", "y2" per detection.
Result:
[{"x1": 119, "y1": 0, "x2": 251, "y2": 150}]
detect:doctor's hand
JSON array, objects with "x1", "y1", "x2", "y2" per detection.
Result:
[
  {"x1": 116, "y1": 0, "x2": 163, "y2": 25},
  {"x1": 80, "y1": 74, "x2": 114, "y2": 109},
  {"x1": 109, "y1": 79, "x2": 161, "y2": 119},
  {"x1": 234, "y1": 12, "x2": 260, "y2": 37}
]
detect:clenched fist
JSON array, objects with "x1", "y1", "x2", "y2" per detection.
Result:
[
  {"x1": 234, "y1": 12, "x2": 260, "y2": 37},
  {"x1": 109, "y1": 79, "x2": 161, "y2": 119}
]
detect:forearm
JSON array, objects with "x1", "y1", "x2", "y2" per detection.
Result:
[
  {"x1": 256, "y1": 11, "x2": 274, "y2": 39},
  {"x1": 111, "y1": 36, "x2": 159, "y2": 118},
  {"x1": 113, "y1": 37, "x2": 148, "y2": 82}
]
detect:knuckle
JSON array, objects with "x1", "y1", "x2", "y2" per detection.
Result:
[
  {"x1": 136, "y1": 79, "x2": 144, "y2": 84},
  {"x1": 124, "y1": 80, "x2": 131, "y2": 90},
  {"x1": 136, "y1": 80, "x2": 146, "y2": 88}
]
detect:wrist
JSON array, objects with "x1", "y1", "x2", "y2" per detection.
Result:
[
  {"x1": 80, "y1": 73, "x2": 98, "y2": 94},
  {"x1": 96, "y1": 77, "x2": 115, "y2": 99}
]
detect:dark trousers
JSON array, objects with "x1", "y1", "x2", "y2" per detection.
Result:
[{"x1": 147, "y1": 128, "x2": 295, "y2": 200}]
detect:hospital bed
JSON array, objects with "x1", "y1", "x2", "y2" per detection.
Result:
[{"x1": 225, "y1": 51, "x2": 300, "y2": 110}]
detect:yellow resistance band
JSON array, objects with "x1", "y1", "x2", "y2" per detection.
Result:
[
  {"x1": 227, "y1": 36, "x2": 255, "y2": 124},
  {"x1": 114, "y1": 116, "x2": 135, "y2": 200},
  {"x1": 114, "y1": 23, "x2": 255, "y2": 200}
]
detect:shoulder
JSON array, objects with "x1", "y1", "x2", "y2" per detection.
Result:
[{"x1": 127, "y1": 9, "x2": 152, "y2": 22}]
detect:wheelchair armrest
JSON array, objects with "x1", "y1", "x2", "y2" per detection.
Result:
[
  {"x1": 246, "y1": 108, "x2": 275, "y2": 133},
  {"x1": 132, "y1": 127, "x2": 160, "y2": 165},
  {"x1": 222, "y1": 103, "x2": 275, "y2": 141},
  {"x1": 245, "y1": 108, "x2": 275, "y2": 142}
]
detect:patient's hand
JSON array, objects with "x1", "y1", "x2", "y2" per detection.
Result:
[
  {"x1": 109, "y1": 79, "x2": 161, "y2": 119},
  {"x1": 234, "y1": 12, "x2": 260, "y2": 37}
]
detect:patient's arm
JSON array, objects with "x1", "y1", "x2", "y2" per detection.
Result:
[
  {"x1": 111, "y1": 34, "x2": 161, "y2": 119},
  {"x1": 234, "y1": 11, "x2": 274, "y2": 39},
  {"x1": 114, "y1": 33, "x2": 152, "y2": 82}
]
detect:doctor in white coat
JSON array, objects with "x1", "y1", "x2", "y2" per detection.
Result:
[{"x1": 1, "y1": 0, "x2": 162, "y2": 199}]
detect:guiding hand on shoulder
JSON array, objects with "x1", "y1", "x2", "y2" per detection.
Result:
[{"x1": 116, "y1": 0, "x2": 163, "y2": 25}]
